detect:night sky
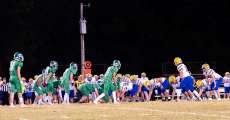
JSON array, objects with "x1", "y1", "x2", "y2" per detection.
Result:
[{"x1": 1, "y1": 0, "x2": 230, "y2": 78}]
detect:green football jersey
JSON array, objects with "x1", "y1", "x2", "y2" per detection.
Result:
[
  {"x1": 104, "y1": 66, "x2": 119, "y2": 82},
  {"x1": 45, "y1": 66, "x2": 56, "y2": 82},
  {"x1": 9, "y1": 60, "x2": 23, "y2": 77},
  {"x1": 62, "y1": 68, "x2": 72, "y2": 83}
]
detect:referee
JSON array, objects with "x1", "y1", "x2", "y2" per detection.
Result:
[{"x1": 0, "y1": 77, "x2": 9, "y2": 105}]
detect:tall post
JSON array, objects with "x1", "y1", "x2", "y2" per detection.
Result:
[{"x1": 80, "y1": 2, "x2": 85, "y2": 76}]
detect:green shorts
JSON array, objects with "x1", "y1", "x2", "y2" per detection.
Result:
[
  {"x1": 62, "y1": 81, "x2": 70, "y2": 94},
  {"x1": 34, "y1": 84, "x2": 43, "y2": 96},
  {"x1": 104, "y1": 80, "x2": 115, "y2": 95},
  {"x1": 47, "y1": 82, "x2": 54, "y2": 93},
  {"x1": 9, "y1": 76, "x2": 22, "y2": 93}
]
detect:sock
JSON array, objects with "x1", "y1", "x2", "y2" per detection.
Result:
[
  {"x1": 65, "y1": 93, "x2": 69, "y2": 103},
  {"x1": 193, "y1": 90, "x2": 202, "y2": 100},
  {"x1": 44, "y1": 96, "x2": 48, "y2": 102},
  {"x1": 63, "y1": 94, "x2": 67, "y2": 103},
  {"x1": 206, "y1": 91, "x2": 210, "y2": 98},
  {"x1": 144, "y1": 92, "x2": 149, "y2": 101},
  {"x1": 19, "y1": 97, "x2": 24, "y2": 104},
  {"x1": 112, "y1": 91, "x2": 117, "y2": 103},
  {"x1": 38, "y1": 99, "x2": 42, "y2": 105},
  {"x1": 48, "y1": 96, "x2": 52, "y2": 104},
  {"x1": 214, "y1": 91, "x2": 218, "y2": 99},
  {"x1": 94, "y1": 93, "x2": 105, "y2": 102}
]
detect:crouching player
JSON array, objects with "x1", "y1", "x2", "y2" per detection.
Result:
[
  {"x1": 174, "y1": 57, "x2": 201, "y2": 101},
  {"x1": 157, "y1": 77, "x2": 170, "y2": 101},
  {"x1": 61, "y1": 62, "x2": 78, "y2": 104},
  {"x1": 44, "y1": 61, "x2": 58, "y2": 105},
  {"x1": 202, "y1": 63, "x2": 223, "y2": 100},
  {"x1": 129, "y1": 75, "x2": 140, "y2": 102},
  {"x1": 78, "y1": 82, "x2": 100, "y2": 103},
  {"x1": 195, "y1": 79, "x2": 209, "y2": 100},
  {"x1": 169, "y1": 75, "x2": 182, "y2": 101},
  {"x1": 114, "y1": 74, "x2": 122, "y2": 102},
  {"x1": 93, "y1": 60, "x2": 121, "y2": 104},
  {"x1": 33, "y1": 70, "x2": 46, "y2": 105}
]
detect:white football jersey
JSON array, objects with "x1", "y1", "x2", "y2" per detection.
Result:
[
  {"x1": 223, "y1": 76, "x2": 230, "y2": 87},
  {"x1": 206, "y1": 69, "x2": 222, "y2": 79},
  {"x1": 202, "y1": 79, "x2": 208, "y2": 87},
  {"x1": 177, "y1": 64, "x2": 190, "y2": 78},
  {"x1": 139, "y1": 77, "x2": 148, "y2": 85}
]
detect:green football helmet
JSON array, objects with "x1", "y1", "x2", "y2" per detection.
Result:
[
  {"x1": 50, "y1": 61, "x2": 58, "y2": 70},
  {"x1": 14, "y1": 52, "x2": 24, "y2": 62},
  {"x1": 70, "y1": 62, "x2": 78, "y2": 75},
  {"x1": 113, "y1": 60, "x2": 121, "y2": 69}
]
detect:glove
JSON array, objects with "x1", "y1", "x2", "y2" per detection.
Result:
[{"x1": 39, "y1": 86, "x2": 42, "y2": 90}]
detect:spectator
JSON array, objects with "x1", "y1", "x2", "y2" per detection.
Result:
[
  {"x1": 0, "y1": 77, "x2": 9, "y2": 105},
  {"x1": 69, "y1": 81, "x2": 76, "y2": 103},
  {"x1": 25, "y1": 78, "x2": 34, "y2": 104},
  {"x1": 0, "y1": 77, "x2": 3, "y2": 105}
]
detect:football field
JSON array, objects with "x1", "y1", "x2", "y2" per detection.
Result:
[{"x1": 1, "y1": 100, "x2": 230, "y2": 120}]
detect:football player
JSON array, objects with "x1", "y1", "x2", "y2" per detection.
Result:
[
  {"x1": 114, "y1": 74, "x2": 122, "y2": 102},
  {"x1": 139, "y1": 72, "x2": 150, "y2": 102},
  {"x1": 202, "y1": 63, "x2": 222, "y2": 100},
  {"x1": 78, "y1": 82, "x2": 100, "y2": 103},
  {"x1": 33, "y1": 69, "x2": 46, "y2": 105},
  {"x1": 93, "y1": 60, "x2": 121, "y2": 104},
  {"x1": 223, "y1": 72, "x2": 230, "y2": 99},
  {"x1": 169, "y1": 75, "x2": 181, "y2": 101},
  {"x1": 61, "y1": 62, "x2": 78, "y2": 104},
  {"x1": 174, "y1": 57, "x2": 201, "y2": 101},
  {"x1": 44, "y1": 61, "x2": 58, "y2": 104},
  {"x1": 9, "y1": 52, "x2": 26, "y2": 107},
  {"x1": 157, "y1": 77, "x2": 170, "y2": 101}
]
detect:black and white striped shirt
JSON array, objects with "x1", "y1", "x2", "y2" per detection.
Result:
[{"x1": 0, "y1": 83, "x2": 9, "y2": 92}]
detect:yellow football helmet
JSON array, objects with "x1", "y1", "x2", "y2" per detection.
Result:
[
  {"x1": 174, "y1": 57, "x2": 182, "y2": 66},
  {"x1": 130, "y1": 75, "x2": 137, "y2": 81},
  {"x1": 202, "y1": 63, "x2": 210, "y2": 70},
  {"x1": 144, "y1": 80, "x2": 151, "y2": 87},
  {"x1": 168, "y1": 75, "x2": 176, "y2": 84},
  {"x1": 195, "y1": 80, "x2": 203, "y2": 87}
]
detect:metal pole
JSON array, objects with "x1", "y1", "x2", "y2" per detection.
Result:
[{"x1": 80, "y1": 2, "x2": 85, "y2": 76}]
